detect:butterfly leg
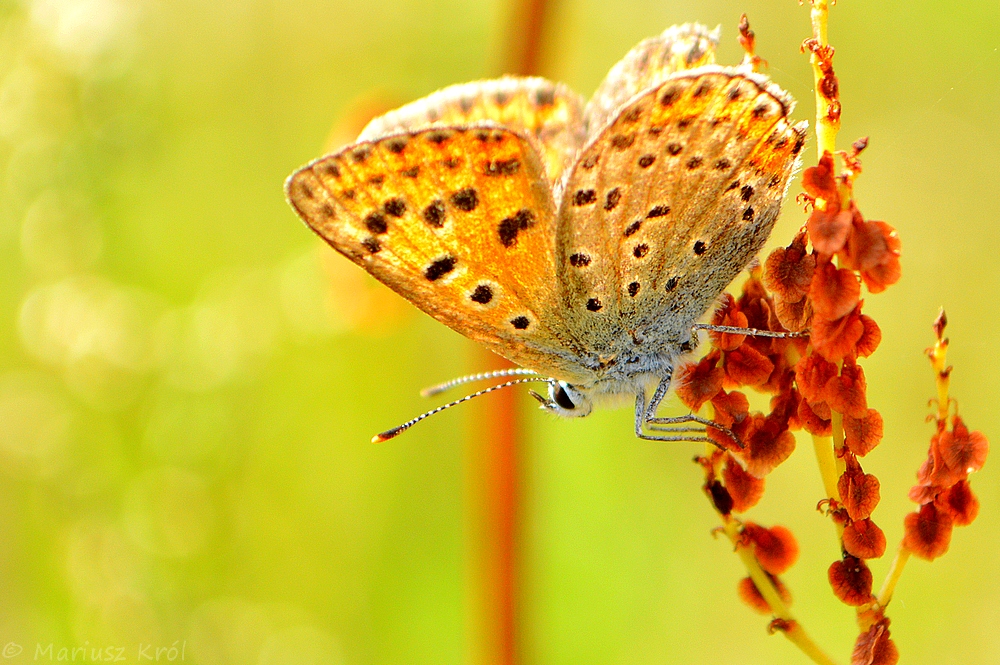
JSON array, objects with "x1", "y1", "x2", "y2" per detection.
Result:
[
  {"x1": 633, "y1": 388, "x2": 705, "y2": 442},
  {"x1": 634, "y1": 376, "x2": 740, "y2": 447},
  {"x1": 692, "y1": 323, "x2": 809, "y2": 339},
  {"x1": 632, "y1": 380, "x2": 709, "y2": 443}
]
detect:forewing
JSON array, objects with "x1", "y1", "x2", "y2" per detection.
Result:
[
  {"x1": 286, "y1": 125, "x2": 593, "y2": 384},
  {"x1": 585, "y1": 23, "x2": 719, "y2": 137},
  {"x1": 556, "y1": 67, "x2": 807, "y2": 356},
  {"x1": 358, "y1": 77, "x2": 587, "y2": 185}
]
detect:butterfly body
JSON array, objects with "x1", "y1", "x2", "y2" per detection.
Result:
[{"x1": 286, "y1": 24, "x2": 807, "y2": 439}]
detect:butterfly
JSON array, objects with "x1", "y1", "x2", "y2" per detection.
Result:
[{"x1": 285, "y1": 24, "x2": 807, "y2": 443}]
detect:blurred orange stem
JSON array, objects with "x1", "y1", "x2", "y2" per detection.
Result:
[
  {"x1": 502, "y1": 0, "x2": 552, "y2": 75},
  {"x1": 468, "y1": 1, "x2": 555, "y2": 664},
  {"x1": 470, "y1": 348, "x2": 522, "y2": 665}
]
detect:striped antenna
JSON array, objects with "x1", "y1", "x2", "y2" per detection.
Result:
[
  {"x1": 373, "y1": 377, "x2": 552, "y2": 442},
  {"x1": 420, "y1": 368, "x2": 542, "y2": 397}
]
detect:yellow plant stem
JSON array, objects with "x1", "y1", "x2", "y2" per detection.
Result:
[
  {"x1": 875, "y1": 543, "x2": 912, "y2": 609},
  {"x1": 830, "y1": 408, "x2": 847, "y2": 490},
  {"x1": 812, "y1": 354, "x2": 847, "y2": 540},
  {"x1": 717, "y1": 515, "x2": 841, "y2": 665},
  {"x1": 701, "y1": 420, "x2": 839, "y2": 665},
  {"x1": 812, "y1": 434, "x2": 840, "y2": 500},
  {"x1": 812, "y1": 432, "x2": 845, "y2": 537},
  {"x1": 806, "y1": 2, "x2": 850, "y2": 530},
  {"x1": 930, "y1": 334, "x2": 950, "y2": 422},
  {"x1": 809, "y1": 0, "x2": 839, "y2": 158},
  {"x1": 876, "y1": 316, "x2": 948, "y2": 611}
]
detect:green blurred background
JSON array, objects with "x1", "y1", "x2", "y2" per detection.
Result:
[{"x1": 0, "y1": 0, "x2": 997, "y2": 663}]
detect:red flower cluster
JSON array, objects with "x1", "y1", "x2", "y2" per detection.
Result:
[
  {"x1": 683, "y1": 288, "x2": 803, "y2": 607},
  {"x1": 852, "y1": 617, "x2": 899, "y2": 665},
  {"x1": 677, "y1": 279, "x2": 802, "y2": 483},
  {"x1": 733, "y1": 522, "x2": 799, "y2": 614},
  {"x1": 765, "y1": 151, "x2": 898, "y2": 620},
  {"x1": 903, "y1": 324, "x2": 988, "y2": 561},
  {"x1": 678, "y1": 94, "x2": 985, "y2": 663},
  {"x1": 680, "y1": 146, "x2": 905, "y2": 642}
]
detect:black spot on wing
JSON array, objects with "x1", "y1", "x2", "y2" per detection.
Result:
[
  {"x1": 693, "y1": 81, "x2": 712, "y2": 97},
  {"x1": 424, "y1": 256, "x2": 457, "y2": 281},
  {"x1": 470, "y1": 284, "x2": 493, "y2": 304},
  {"x1": 383, "y1": 197, "x2": 406, "y2": 217},
  {"x1": 386, "y1": 138, "x2": 407, "y2": 154},
  {"x1": 534, "y1": 87, "x2": 555, "y2": 107},
  {"x1": 573, "y1": 189, "x2": 597, "y2": 206},
  {"x1": 793, "y1": 132, "x2": 806, "y2": 155},
  {"x1": 604, "y1": 188, "x2": 621, "y2": 211},
  {"x1": 364, "y1": 211, "x2": 388, "y2": 234},
  {"x1": 497, "y1": 209, "x2": 536, "y2": 248},
  {"x1": 622, "y1": 106, "x2": 643, "y2": 123},
  {"x1": 660, "y1": 86, "x2": 681, "y2": 106},
  {"x1": 484, "y1": 158, "x2": 520, "y2": 176},
  {"x1": 451, "y1": 188, "x2": 479, "y2": 211},
  {"x1": 611, "y1": 134, "x2": 635, "y2": 150},
  {"x1": 423, "y1": 200, "x2": 445, "y2": 227}
]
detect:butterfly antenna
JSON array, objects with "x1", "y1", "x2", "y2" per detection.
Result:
[
  {"x1": 373, "y1": 377, "x2": 553, "y2": 442},
  {"x1": 420, "y1": 367, "x2": 542, "y2": 397}
]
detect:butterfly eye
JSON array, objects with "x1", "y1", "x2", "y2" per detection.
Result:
[{"x1": 553, "y1": 384, "x2": 577, "y2": 410}]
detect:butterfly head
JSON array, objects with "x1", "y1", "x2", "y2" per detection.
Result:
[{"x1": 531, "y1": 380, "x2": 593, "y2": 418}]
